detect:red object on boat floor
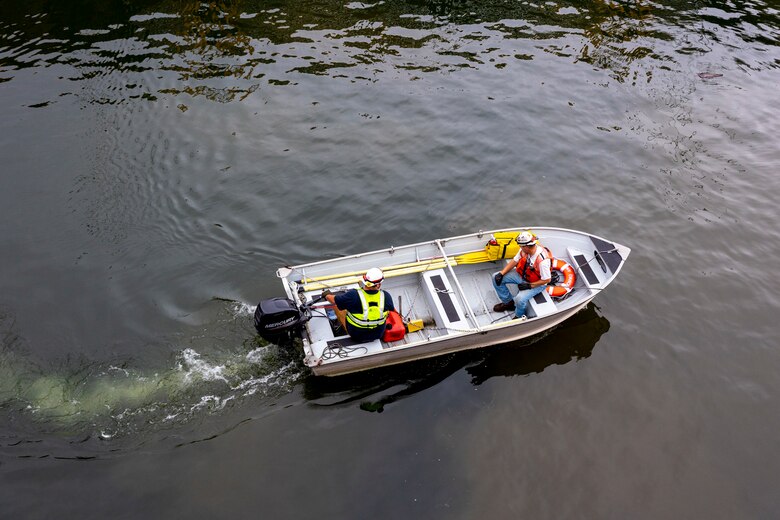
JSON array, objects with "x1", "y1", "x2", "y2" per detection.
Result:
[{"x1": 382, "y1": 310, "x2": 406, "y2": 342}]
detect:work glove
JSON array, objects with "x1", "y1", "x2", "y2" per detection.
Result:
[
  {"x1": 517, "y1": 282, "x2": 531, "y2": 291},
  {"x1": 494, "y1": 273, "x2": 504, "y2": 285}
]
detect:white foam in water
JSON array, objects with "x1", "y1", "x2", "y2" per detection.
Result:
[
  {"x1": 190, "y1": 394, "x2": 233, "y2": 412},
  {"x1": 3, "y1": 333, "x2": 305, "y2": 438},
  {"x1": 232, "y1": 301, "x2": 256, "y2": 317},
  {"x1": 179, "y1": 348, "x2": 228, "y2": 384},
  {"x1": 245, "y1": 347, "x2": 267, "y2": 364},
  {"x1": 233, "y1": 361, "x2": 302, "y2": 397},
  {"x1": 107, "y1": 366, "x2": 130, "y2": 377}
]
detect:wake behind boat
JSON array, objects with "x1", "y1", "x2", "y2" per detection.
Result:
[{"x1": 254, "y1": 227, "x2": 630, "y2": 376}]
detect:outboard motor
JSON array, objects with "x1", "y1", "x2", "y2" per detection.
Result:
[{"x1": 254, "y1": 297, "x2": 305, "y2": 345}]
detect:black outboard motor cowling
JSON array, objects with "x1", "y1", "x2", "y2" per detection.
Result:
[{"x1": 254, "y1": 297, "x2": 305, "y2": 345}]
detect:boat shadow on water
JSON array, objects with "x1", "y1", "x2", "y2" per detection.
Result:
[{"x1": 301, "y1": 303, "x2": 610, "y2": 412}]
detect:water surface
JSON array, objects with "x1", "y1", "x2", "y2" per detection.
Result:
[{"x1": 2, "y1": 0, "x2": 780, "y2": 517}]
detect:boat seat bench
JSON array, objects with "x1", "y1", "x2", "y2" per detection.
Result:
[
  {"x1": 421, "y1": 269, "x2": 471, "y2": 332},
  {"x1": 566, "y1": 247, "x2": 607, "y2": 290},
  {"x1": 527, "y1": 289, "x2": 557, "y2": 318}
]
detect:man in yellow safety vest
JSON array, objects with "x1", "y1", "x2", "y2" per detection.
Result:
[{"x1": 323, "y1": 267, "x2": 395, "y2": 342}]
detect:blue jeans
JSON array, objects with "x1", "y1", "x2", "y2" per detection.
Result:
[{"x1": 492, "y1": 270, "x2": 546, "y2": 318}]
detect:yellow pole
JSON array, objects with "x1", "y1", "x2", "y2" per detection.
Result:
[
  {"x1": 298, "y1": 249, "x2": 493, "y2": 290},
  {"x1": 302, "y1": 259, "x2": 454, "y2": 291},
  {"x1": 299, "y1": 257, "x2": 447, "y2": 284}
]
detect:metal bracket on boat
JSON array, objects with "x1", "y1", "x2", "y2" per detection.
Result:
[
  {"x1": 389, "y1": 246, "x2": 395, "y2": 255},
  {"x1": 478, "y1": 230, "x2": 484, "y2": 238}
]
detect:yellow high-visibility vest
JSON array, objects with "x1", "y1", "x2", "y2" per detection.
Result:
[{"x1": 346, "y1": 289, "x2": 388, "y2": 329}]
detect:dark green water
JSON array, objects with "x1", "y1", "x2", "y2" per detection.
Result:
[{"x1": 1, "y1": 0, "x2": 779, "y2": 517}]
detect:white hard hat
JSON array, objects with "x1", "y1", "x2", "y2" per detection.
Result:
[
  {"x1": 515, "y1": 231, "x2": 538, "y2": 246},
  {"x1": 363, "y1": 268, "x2": 384, "y2": 287}
]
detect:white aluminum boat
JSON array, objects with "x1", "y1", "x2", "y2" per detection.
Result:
[{"x1": 256, "y1": 227, "x2": 630, "y2": 376}]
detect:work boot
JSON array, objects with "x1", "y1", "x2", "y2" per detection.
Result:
[{"x1": 493, "y1": 301, "x2": 516, "y2": 312}]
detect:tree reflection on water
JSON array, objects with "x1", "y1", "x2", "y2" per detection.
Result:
[{"x1": 5, "y1": 0, "x2": 776, "y2": 103}]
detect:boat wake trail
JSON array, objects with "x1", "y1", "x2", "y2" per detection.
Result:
[{"x1": 0, "y1": 302, "x2": 302, "y2": 445}]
